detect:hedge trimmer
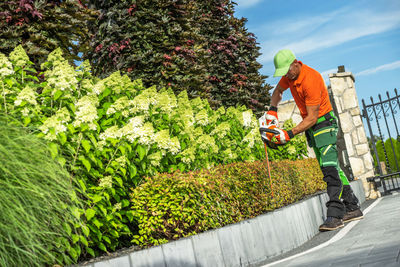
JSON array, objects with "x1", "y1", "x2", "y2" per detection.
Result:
[{"x1": 258, "y1": 114, "x2": 280, "y2": 198}]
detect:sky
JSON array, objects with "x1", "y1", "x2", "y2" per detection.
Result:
[{"x1": 234, "y1": 0, "x2": 400, "y2": 108}]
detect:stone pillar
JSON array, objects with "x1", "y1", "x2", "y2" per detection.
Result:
[{"x1": 328, "y1": 67, "x2": 380, "y2": 199}]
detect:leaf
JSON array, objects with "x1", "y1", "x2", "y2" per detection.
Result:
[
  {"x1": 23, "y1": 116, "x2": 31, "y2": 126},
  {"x1": 98, "y1": 242, "x2": 107, "y2": 252},
  {"x1": 81, "y1": 139, "x2": 91, "y2": 153},
  {"x1": 82, "y1": 225, "x2": 90, "y2": 237},
  {"x1": 4, "y1": 77, "x2": 13, "y2": 87},
  {"x1": 78, "y1": 179, "x2": 87, "y2": 192},
  {"x1": 86, "y1": 247, "x2": 95, "y2": 257},
  {"x1": 80, "y1": 235, "x2": 89, "y2": 247},
  {"x1": 54, "y1": 90, "x2": 63, "y2": 100},
  {"x1": 114, "y1": 176, "x2": 123, "y2": 187},
  {"x1": 69, "y1": 247, "x2": 78, "y2": 261},
  {"x1": 63, "y1": 222, "x2": 72, "y2": 236},
  {"x1": 137, "y1": 145, "x2": 146, "y2": 160},
  {"x1": 72, "y1": 207, "x2": 80, "y2": 219},
  {"x1": 129, "y1": 164, "x2": 137, "y2": 178},
  {"x1": 72, "y1": 234, "x2": 80, "y2": 244},
  {"x1": 85, "y1": 208, "x2": 96, "y2": 221},
  {"x1": 58, "y1": 132, "x2": 67, "y2": 145},
  {"x1": 48, "y1": 143, "x2": 58, "y2": 159},
  {"x1": 79, "y1": 157, "x2": 91, "y2": 172},
  {"x1": 92, "y1": 195, "x2": 102, "y2": 203}
]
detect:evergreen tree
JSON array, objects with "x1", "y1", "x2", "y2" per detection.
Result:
[
  {"x1": 86, "y1": 0, "x2": 211, "y2": 100},
  {"x1": 0, "y1": 0, "x2": 97, "y2": 69},
  {"x1": 195, "y1": 0, "x2": 272, "y2": 113},
  {"x1": 85, "y1": 0, "x2": 271, "y2": 114}
]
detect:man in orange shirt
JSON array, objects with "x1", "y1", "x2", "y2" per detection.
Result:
[{"x1": 261, "y1": 49, "x2": 363, "y2": 231}]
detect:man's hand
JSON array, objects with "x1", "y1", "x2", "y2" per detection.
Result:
[
  {"x1": 272, "y1": 127, "x2": 295, "y2": 145},
  {"x1": 265, "y1": 106, "x2": 278, "y2": 126}
]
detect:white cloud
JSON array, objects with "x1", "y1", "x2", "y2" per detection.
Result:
[
  {"x1": 257, "y1": 7, "x2": 400, "y2": 63},
  {"x1": 235, "y1": 0, "x2": 263, "y2": 9},
  {"x1": 356, "y1": 60, "x2": 400, "y2": 76}
]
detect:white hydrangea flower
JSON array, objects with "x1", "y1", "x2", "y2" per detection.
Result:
[
  {"x1": 21, "y1": 107, "x2": 29, "y2": 117},
  {"x1": 242, "y1": 111, "x2": 253, "y2": 127},
  {"x1": 210, "y1": 122, "x2": 230, "y2": 138},
  {"x1": 93, "y1": 80, "x2": 105, "y2": 95},
  {"x1": 14, "y1": 85, "x2": 37, "y2": 106},
  {"x1": 113, "y1": 202, "x2": 122, "y2": 211},
  {"x1": 154, "y1": 91, "x2": 177, "y2": 113},
  {"x1": 73, "y1": 95, "x2": 99, "y2": 130},
  {"x1": 197, "y1": 135, "x2": 218, "y2": 153},
  {"x1": 181, "y1": 146, "x2": 196, "y2": 164},
  {"x1": 39, "y1": 107, "x2": 71, "y2": 141},
  {"x1": 46, "y1": 62, "x2": 78, "y2": 94},
  {"x1": 0, "y1": 53, "x2": 14, "y2": 77},
  {"x1": 99, "y1": 176, "x2": 113, "y2": 188},
  {"x1": 119, "y1": 115, "x2": 145, "y2": 141},
  {"x1": 130, "y1": 87, "x2": 158, "y2": 114},
  {"x1": 195, "y1": 110, "x2": 209, "y2": 126},
  {"x1": 96, "y1": 140, "x2": 107, "y2": 151},
  {"x1": 243, "y1": 128, "x2": 260, "y2": 148},
  {"x1": 124, "y1": 122, "x2": 155, "y2": 145},
  {"x1": 9, "y1": 45, "x2": 30, "y2": 68},
  {"x1": 154, "y1": 130, "x2": 181, "y2": 155},
  {"x1": 106, "y1": 96, "x2": 132, "y2": 116},
  {"x1": 115, "y1": 155, "x2": 127, "y2": 167},
  {"x1": 99, "y1": 125, "x2": 122, "y2": 141},
  {"x1": 287, "y1": 145, "x2": 296, "y2": 155},
  {"x1": 148, "y1": 151, "x2": 162, "y2": 166},
  {"x1": 223, "y1": 148, "x2": 237, "y2": 160}
]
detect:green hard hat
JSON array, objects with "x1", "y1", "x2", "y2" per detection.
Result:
[{"x1": 273, "y1": 49, "x2": 295, "y2": 77}]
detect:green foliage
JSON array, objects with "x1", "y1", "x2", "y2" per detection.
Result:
[
  {"x1": 0, "y1": 116, "x2": 84, "y2": 266},
  {"x1": 374, "y1": 137, "x2": 400, "y2": 172},
  {"x1": 130, "y1": 158, "x2": 325, "y2": 247},
  {"x1": 0, "y1": 46, "x2": 307, "y2": 259},
  {"x1": 85, "y1": 0, "x2": 271, "y2": 114},
  {"x1": 0, "y1": 0, "x2": 97, "y2": 69}
]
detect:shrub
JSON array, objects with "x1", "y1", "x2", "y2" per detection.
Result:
[
  {"x1": 130, "y1": 158, "x2": 325, "y2": 247},
  {"x1": 0, "y1": 117, "x2": 84, "y2": 266},
  {"x1": 0, "y1": 46, "x2": 308, "y2": 257}
]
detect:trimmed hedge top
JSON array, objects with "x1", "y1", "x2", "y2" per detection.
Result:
[{"x1": 130, "y1": 158, "x2": 325, "y2": 247}]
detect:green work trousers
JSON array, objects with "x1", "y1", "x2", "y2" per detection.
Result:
[{"x1": 306, "y1": 114, "x2": 359, "y2": 218}]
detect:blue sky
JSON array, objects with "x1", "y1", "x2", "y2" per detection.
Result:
[{"x1": 234, "y1": 0, "x2": 400, "y2": 106}]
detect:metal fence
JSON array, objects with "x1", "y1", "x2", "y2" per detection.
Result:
[{"x1": 361, "y1": 88, "x2": 400, "y2": 195}]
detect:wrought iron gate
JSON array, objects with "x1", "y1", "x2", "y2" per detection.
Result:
[{"x1": 362, "y1": 88, "x2": 400, "y2": 195}]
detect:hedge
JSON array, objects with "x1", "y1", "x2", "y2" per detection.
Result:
[{"x1": 130, "y1": 158, "x2": 325, "y2": 247}]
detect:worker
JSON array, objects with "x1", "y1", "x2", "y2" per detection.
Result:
[{"x1": 261, "y1": 49, "x2": 363, "y2": 231}]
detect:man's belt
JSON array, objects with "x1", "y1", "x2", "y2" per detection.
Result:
[{"x1": 316, "y1": 111, "x2": 335, "y2": 124}]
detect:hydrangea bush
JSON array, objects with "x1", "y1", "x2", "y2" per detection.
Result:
[{"x1": 0, "y1": 46, "x2": 307, "y2": 260}]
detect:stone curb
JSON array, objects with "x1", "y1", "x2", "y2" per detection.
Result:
[{"x1": 80, "y1": 180, "x2": 365, "y2": 267}]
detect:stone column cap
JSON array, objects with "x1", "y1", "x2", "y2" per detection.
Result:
[{"x1": 328, "y1": 72, "x2": 355, "y2": 82}]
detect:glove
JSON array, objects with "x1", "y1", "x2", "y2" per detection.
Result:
[
  {"x1": 265, "y1": 106, "x2": 278, "y2": 127},
  {"x1": 271, "y1": 128, "x2": 294, "y2": 145}
]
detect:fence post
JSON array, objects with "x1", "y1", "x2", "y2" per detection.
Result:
[{"x1": 328, "y1": 66, "x2": 380, "y2": 199}]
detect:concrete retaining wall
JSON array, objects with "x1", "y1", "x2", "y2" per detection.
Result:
[{"x1": 80, "y1": 180, "x2": 365, "y2": 267}]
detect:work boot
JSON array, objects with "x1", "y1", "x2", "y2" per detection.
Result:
[
  {"x1": 319, "y1": 216, "x2": 344, "y2": 231},
  {"x1": 343, "y1": 209, "x2": 364, "y2": 223}
]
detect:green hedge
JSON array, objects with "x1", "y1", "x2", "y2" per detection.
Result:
[
  {"x1": 130, "y1": 158, "x2": 325, "y2": 247},
  {"x1": 0, "y1": 46, "x2": 308, "y2": 259}
]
